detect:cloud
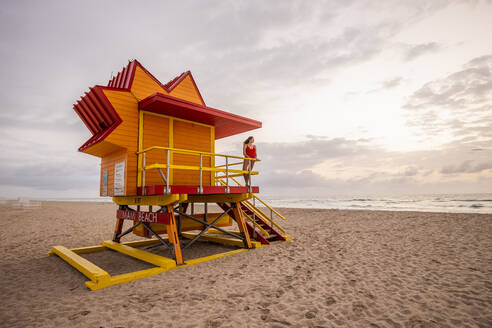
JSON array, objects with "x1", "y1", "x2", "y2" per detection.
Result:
[
  {"x1": 403, "y1": 42, "x2": 441, "y2": 61},
  {"x1": 0, "y1": 159, "x2": 99, "y2": 191},
  {"x1": 405, "y1": 55, "x2": 492, "y2": 110},
  {"x1": 441, "y1": 160, "x2": 492, "y2": 174},
  {"x1": 404, "y1": 55, "x2": 492, "y2": 142},
  {"x1": 255, "y1": 135, "x2": 376, "y2": 173},
  {"x1": 248, "y1": 134, "x2": 492, "y2": 196},
  {"x1": 382, "y1": 77, "x2": 403, "y2": 89}
]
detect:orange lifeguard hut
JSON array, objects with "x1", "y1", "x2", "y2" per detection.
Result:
[{"x1": 50, "y1": 60, "x2": 289, "y2": 290}]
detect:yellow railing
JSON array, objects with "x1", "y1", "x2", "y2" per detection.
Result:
[
  {"x1": 215, "y1": 177, "x2": 286, "y2": 236},
  {"x1": 137, "y1": 146, "x2": 260, "y2": 194},
  {"x1": 228, "y1": 176, "x2": 286, "y2": 222}
]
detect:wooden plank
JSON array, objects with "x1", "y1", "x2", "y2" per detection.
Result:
[
  {"x1": 181, "y1": 232, "x2": 261, "y2": 248},
  {"x1": 102, "y1": 241, "x2": 175, "y2": 268},
  {"x1": 51, "y1": 246, "x2": 110, "y2": 284}
]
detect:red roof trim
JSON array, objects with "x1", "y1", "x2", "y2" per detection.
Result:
[
  {"x1": 76, "y1": 101, "x2": 98, "y2": 134},
  {"x1": 140, "y1": 92, "x2": 260, "y2": 125},
  {"x1": 76, "y1": 86, "x2": 124, "y2": 152},
  {"x1": 77, "y1": 120, "x2": 121, "y2": 152},
  {"x1": 74, "y1": 106, "x2": 97, "y2": 134},
  {"x1": 107, "y1": 60, "x2": 206, "y2": 105},
  {"x1": 162, "y1": 72, "x2": 186, "y2": 90},
  {"x1": 187, "y1": 71, "x2": 206, "y2": 106},
  {"x1": 139, "y1": 92, "x2": 261, "y2": 139},
  {"x1": 123, "y1": 61, "x2": 135, "y2": 89}
]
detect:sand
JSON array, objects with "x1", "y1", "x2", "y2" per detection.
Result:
[{"x1": 0, "y1": 201, "x2": 490, "y2": 328}]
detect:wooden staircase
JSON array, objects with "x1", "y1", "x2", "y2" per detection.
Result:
[{"x1": 216, "y1": 176, "x2": 288, "y2": 245}]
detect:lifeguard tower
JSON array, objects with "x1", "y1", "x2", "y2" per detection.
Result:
[{"x1": 50, "y1": 60, "x2": 289, "y2": 290}]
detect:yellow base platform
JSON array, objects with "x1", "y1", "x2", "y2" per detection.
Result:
[{"x1": 49, "y1": 234, "x2": 273, "y2": 291}]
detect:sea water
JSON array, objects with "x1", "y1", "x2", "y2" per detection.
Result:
[
  {"x1": 260, "y1": 193, "x2": 492, "y2": 214},
  {"x1": 27, "y1": 193, "x2": 492, "y2": 214}
]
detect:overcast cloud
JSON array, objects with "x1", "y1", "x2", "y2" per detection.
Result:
[{"x1": 0, "y1": 0, "x2": 491, "y2": 198}]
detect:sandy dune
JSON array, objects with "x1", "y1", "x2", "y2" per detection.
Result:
[{"x1": 0, "y1": 202, "x2": 490, "y2": 327}]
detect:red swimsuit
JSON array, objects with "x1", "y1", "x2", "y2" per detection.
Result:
[{"x1": 245, "y1": 145, "x2": 256, "y2": 158}]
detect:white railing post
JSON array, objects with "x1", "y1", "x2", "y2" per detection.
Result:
[
  {"x1": 199, "y1": 153, "x2": 203, "y2": 194},
  {"x1": 142, "y1": 152, "x2": 146, "y2": 196},
  {"x1": 166, "y1": 149, "x2": 170, "y2": 194},
  {"x1": 225, "y1": 156, "x2": 229, "y2": 193},
  {"x1": 248, "y1": 159, "x2": 252, "y2": 193}
]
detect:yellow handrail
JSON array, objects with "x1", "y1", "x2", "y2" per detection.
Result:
[
  {"x1": 138, "y1": 146, "x2": 260, "y2": 162},
  {"x1": 216, "y1": 178, "x2": 286, "y2": 233},
  {"x1": 144, "y1": 163, "x2": 258, "y2": 176},
  {"x1": 242, "y1": 213, "x2": 270, "y2": 238},
  {"x1": 225, "y1": 176, "x2": 287, "y2": 222},
  {"x1": 215, "y1": 162, "x2": 243, "y2": 168},
  {"x1": 137, "y1": 146, "x2": 260, "y2": 189},
  {"x1": 243, "y1": 201, "x2": 287, "y2": 234}
]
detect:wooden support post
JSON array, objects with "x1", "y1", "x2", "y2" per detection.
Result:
[
  {"x1": 112, "y1": 217, "x2": 124, "y2": 242},
  {"x1": 231, "y1": 202, "x2": 252, "y2": 249},
  {"x1": 166, "y1": 205, "x2": 183, "y2": 265}
]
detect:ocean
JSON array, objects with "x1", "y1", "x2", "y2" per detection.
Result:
[
  {"x1": 260, "y1": 193, "x2": 492, "y2": 214},
  {"x1": 25, "y1": 193, "x2": 492, "y2": 214}
]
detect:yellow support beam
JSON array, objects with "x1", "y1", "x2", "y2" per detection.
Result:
[
  {"x1": 208, "y1": 228, "x2": 241, "y2": 235},
  {"x1": 184, "y1": 248, "x2": 250, "y2": 266},
  {"x1": 112, "y1": 194, "x2": 185, "y2": 205},
  {"x1": 145, "y1": 163, "x2": 258, "y2": 176},
  {"x1": 51, "y1": 246, "x2": 110, "y2": 285},
  {"x1": 102, "y1": 241, "x2": 177, "y2": 268},
  {"x1": 86, "y1": 267, "x2": 166, "y2": 291},
  {"x1": 215, "y1": 173, "x2": 259, "y2": 179},
  {"x1": 181, "y1": 232, "x2": 262, "y2": 248},
  {"x1": 48, "y1": 239, "x2": 162, "y2": 256},
  {"x1": 137, "y1": 110, "x2": 144, "y2": 187},
  {"x1": 119, "y1": 238, "x2": 162, "y2": 248},
  {"x1": 186, "y1": 193, "x2": 252, "y2": 203},
  {"x1": 138, "y1": 145, "x2": 260, "y2": 162}
]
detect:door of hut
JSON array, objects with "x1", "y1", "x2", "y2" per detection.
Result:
[
  {"x1": 142, "y1": 112, "x2": 170, "y2": 186},
  {"x1": 173, "y1": 120, "x2": 213, "y2": 186}
]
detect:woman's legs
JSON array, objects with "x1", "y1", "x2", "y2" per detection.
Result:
[
  {"x1": 242, "y1": 160, "x2": 255, "y2": 186},
  {"x1": 243, "y1": 160, "x2": 250, "y2": 186},
  {"x1": 249, "y1": 160, "x2": 255, "y2": 186}
]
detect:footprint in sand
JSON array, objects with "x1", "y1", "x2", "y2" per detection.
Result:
[
  {"x1": 352, "y1": 302, "x2": 366, "y2": 317},
  {"x1": 325, "y1": 296, "x2": 336, "y2": 305},
  {"x1": 305, "y1": 310, "x2": 317, "y2": 319},
  {"x1": 68, "y1": 310, "x2": 90, "y2": 320}
]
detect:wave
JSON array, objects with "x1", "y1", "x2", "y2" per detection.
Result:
[{"x1": 261, "y1": 194, "x2": 492, "y2": 214}]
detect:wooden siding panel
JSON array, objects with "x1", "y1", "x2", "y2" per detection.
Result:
[
  {"x1": 100, "y1": 150, "x2": 127, "y2": 196},
  {"x1": 103, "y1": 90, "x2": 139, "y2": 151},
  {"x1": 143, "y1": 114, "x2": 170, "y2": 186},
  {"x1": 169, "y1": 75, "x2": 204, "y2": 105},
  {"x1": 173, "y1": 120, "x2": 211, "y2": 185},
  {"x1": 130, "y1": 66, "x2": 168, "y2": 101},
  {"x1": 100, "y1": 90, "x2": 139, "y2": 196}
]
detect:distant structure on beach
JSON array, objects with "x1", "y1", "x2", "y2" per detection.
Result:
[{"x1": 50, "y1": 59, "x2": 289, "y2": 290}]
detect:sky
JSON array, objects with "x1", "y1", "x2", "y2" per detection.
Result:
[{"x1": 0, "y1": 0, "x2": 491, "y2": 199}]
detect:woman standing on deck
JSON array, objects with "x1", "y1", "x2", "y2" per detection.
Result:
[{"x1": 243, "y1": 136, "x2": 257, "y2": 186}]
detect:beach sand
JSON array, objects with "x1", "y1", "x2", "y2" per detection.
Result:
[{"x1": 0, "y1": 201, "x2": 490, "y2": 327}]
